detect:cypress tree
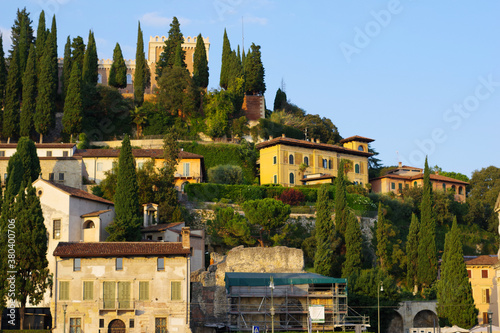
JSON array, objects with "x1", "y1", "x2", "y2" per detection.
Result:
[
  {"x1": 417, "y1": 157, "x2": 438, "y2": 289},
  {"x1": 227, "y1": 50, "x2": 243, "y2": 87},
  {"x1": 62, "y1": 36, "x2": 72, "y2": 99},
  {"x1": 134, "y1": 22, "x2": 146, "y2": 106},
  {"x1": 106, "y1": 135, "x2": 142, "y2": 241},
  {"x1": 192, "y1": 33, "x2": 209, "y2": 89},
  {"x1": 273, "y1": 88, "x2": 287, "y2": 111},
  {"x1": 35, "y1": 10, "x2": 47, "y2": 75},
  {"x1": 48, "y1": 15, "x2": 58, "y2": 97},
  {"x1": 342, "y1": 211, "x2": 363, "y2": 278},
  {"x1": 35, "y1": 37, "x2": 56, "y2": 143},
  {"x1": 376, "y1": 202, "x2": 394, "y2": 271},
  {"x1": 314, "y1": 184, "x2": 335, "y2": 276},
  {"x1": 82, "y1": 30, "x2": 98, "y2": 86},
  {"x1": 18, "y1": 14, "x2": 31, "y2": 77},
  {"x1": 4, "y1": 153, "x2": 24, "y2": 199},
  {"x1": 3, "y1": 48, "x2": 21, "y2": 142},
  {"x1": 108, "y1": 43, "x2": 127, "y2": 89},
  {"x1": 156, "y1": 17, "x2": 185, "y2": 77},
  {"x1": 244, "y1": 43, "x2": 265, "y2": 95},
  {"x1": 20, "y1": 44, "x2": 37, "y2": 137},
  {"x1": 437, "y1": 217, "x2": 477, "y2": 327},
  {"x1": 0, "y1": 34, "x2": 7, "y2": 110},
  {"x1": 406, "y1": 213, "x2": 419, "y2": 290},
  {"x1": 71, "y1": 36, "x2": 85, "y2": 69},
  {"x1": 335, "y1": 160, "x2": 348, "y2": 236},
  {"x1": 8, "y1": 8, "x2": 34, "y2": 63},
  {"x1": 16, "y1": 137, "x2": 41, "y2": 184},
  {"x1": 62, "y1": 62, "x2": 82, "y2": 142},
  {"x1": 220, "y1": 28, "x2": 231, "y2": 89}
]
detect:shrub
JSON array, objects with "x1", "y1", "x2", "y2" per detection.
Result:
[
  {"x1": 279, "y1": 188, "x2": 305, "y2": 206},
  {"x1": 207, "y1": 164, "x2": 243, "y2": 184}
]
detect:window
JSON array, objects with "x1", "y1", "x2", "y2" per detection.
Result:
[
  {"x1": 53, "y1": 220, "x2": 61, "y2": 239},
  {"x1": 83, "y1": 281, "x2": 93, "y2": 300},
  {"x1": 49, "y1": 173, "x2": 55, "y2": 181},
  {"x1": 355, "y1": 164, "x2": 360, "y2": 174},
  {"x1": 482, "y1": 269, "x2": 488, "y2": 278},
  {"x1": 96, "y1": 162, "x2": 103, "y2": 171},
  {"x1": 183, "y1": 163, "x2": 190, "y2": 177},
  {"x1": 289, "y1": 173, "x2": 294, "y2": 185},
  {"x1": 171, "y1": 281, "x2": 182, "y2": 301},
  {"x1": 127, "y1": 74, "x2": 132, "y2": 84},
  {"x1": 46, "y1": 151, "x2": 52, "y2": 157},
  {"x1": 103, "y1": 281, "x2": 116, "y2": 309},
  {"x1": 97, "y1": 73, "x2": 102, "y2": 84},
  {"x1": 358, "y1": 145, "x2": 364, "y2": 151},
  {"x1": 442, "y1": 183, "x2": 446, "y2": 190},
  {"x1": 322, "y1": 159, "x2": 327, "y2": 169},
  {"x1": 157, "y1": 236, "x2": 163, "y2": 241},
  {"x1": 484, "y1": 312, "x2": 489, "y2": 325},
  {"x1": 328, "y1": 159, "x2": 333, "y2": 169},
  {"x1": 59, "y1": 173, "x2": 65, "y2": 181},
  {"x1": 74, "y1": 258, "x2": 81, "y2": 271},
  {"x1": 273, "y1": 156, "x2": 277, "y2": 164},
  {"x1": 459, "y1": 186, "x2": 463, "y2": 195},
  {"x1": 130, "y1": 319, "x2": 135, "y2": 328},
  {"x1": 116, "y1": 258, "x2": 123, "y2": 271},
  {"x1": 289, "y1": 154, "x2": 294, "y2": 165},
  {"x1": 304, "y1": 156, "x2": 309, "y2": 166},
  {"x1": 155, "y1": 318, "x2": 167, "y2": 333},
  {"x1": 0, "y1": 151, "x2": 5, "y2": 157},
  {"x1": 117, "y1": 281, "x2": 131, "y2": 309},
  {"x1": 391, "y1": 182, "x2": 395, "y2": 190},
  {"x1": 483, "y1": 289, "x2": 490, "y2": 303},
  {"x1": 139, "y1": 281, "x2": 149, "y2": 301},
  {"x1": 59, "y1": 281, "x2": 69, "y2": 300},
  {"x1": 138, "y1": 162, "x2": 144, "y2": 169},
  {"x1": 273, "y1": 175, "x2": 277, "y2": 184},
  {"x1": 399, "y1": 183, "x2": 403, "y2": 190},
  {"x1": 467, "y1": 269, "x2": 471, "y2": 278},
  {"x1": 413, "y1": 181, "x2": 417, "y2": 187},
  {"x1": 157, "y1": 258, "x2": 165, "y2": 271},
  {"x1": 99, "y1": 319, "x2": 104, "y2": 328},
  {"x1": 63, "y1": 151, "x2": 69, "y2": 157},
  {"x1": 84, "y1": 221, "x2": 95, "y2": 229},
  {"x1": 70, "y1": 318, "x2": 81, "y2": 333}
]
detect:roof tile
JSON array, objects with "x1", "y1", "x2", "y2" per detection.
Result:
[{"x1": 53, "y1": 242, "x2": 190, "y2": 257}]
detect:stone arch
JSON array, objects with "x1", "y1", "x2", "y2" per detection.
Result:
[
  {"x1": 387, "y1": 311, "x2": 403, "y2": 333},
  {"x1": 413, "y1": 309, "x2": 438, "y2": 328},
  {"x1": 108, "y1": 319, "x2": 125, "y2": 333},
  {"x1": 181, "y1": 181, "x2": 190, "y2": 193},
  {"x1": 83, "y1": 220, "x2": 95, "y2": 229}
]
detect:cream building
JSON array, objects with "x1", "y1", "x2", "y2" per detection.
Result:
[{"x1": 51, "y1": 231, "x2": 191, "y2": 333}]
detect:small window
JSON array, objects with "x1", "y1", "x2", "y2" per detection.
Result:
[
  {"x1": 99, "y1": 319, "x2": 104, "y2": 328},
  {"x1": 116, "y1": 258, "x2": 123, "y2": 271},
  {"x1": 442, "y1": 183, "x2": 446, "y2": 190},
  {"x1": 273, "y1": 156, "x2": 277, "y2": 165},
  {"x1": 46, "y1": 151, "x2": 52, "y2": 157},
  {"x1": 127, "y1": 74, "x2": 132, "y2": 84},
  {"x1": 157, "y1": 236, "x2": 163, "y2": 241},
  {"x1": 355, "y1": 164, "x2": 360, "y2": 174},
  {"x1": 467, "y1": 269, "x2": 471, "y2": 278},
  {"x1": 63, "y1": 151, "x2": 69, "y2": 157},
  {"x1": 413, "y1": 181, "x2": 417, "y2": 187},
  {"x1": 273, "y1": 175, "x2": 277, "y2": 184},
  {"x1": 391, "y1": 182, "x2": 395, "y2": 190},
  {"x1": 156, "y1": 318, "x2": 167, "y2": 331},
  {"x1": 483, "y1": 289, "x2": 490, "y2": 303},
  {"x1": 59, "y1": 281, "x2": 70, "y2": 300},
  {"x1": 304, "y1": 156, "x2": 309, "y2": 166},
  {"x1": 49, "y1": 173, "x2": 55, "y2": 181},
  {"x1": 74, "y1": 258, "x2": 81, "y2": 271},
  {"x1": 289, "y1": 173, "x2": 294, "y2": 185},
  {"x1": 96, "y1": 162, "x2": 103, "y2": 172},
  {"x1": 139, "y1": 281, "x2": 149, "y2": 301},
  {"x1": 84, "y1": 221, "x2": 95, "y2": 229},
  {"x1": 59, "y1": 173, "x2": 64, "y2": 181},
  {"x1": 322, "y1": 159, "x2": 327, "y2": 169},
  {"x1": 399, "y1": 183, "x2": 403, "y2": 190},
  {"x1": 289, "y1": 154, "x2": 294, "y2": 165},
  {"x1": 83, "y1": 281, "x2": 94, "y2": 300},
  {"x1": 157, "y1": 258, "x2": 165, "y2": 271},
  {"x1": 70, "y1": 318, "x2": 81, "y2": 332},
  {"x1": 328, "y1": 159, "x2": 333, "y2": 169},
  {"x1": 171, "y1": 281, "x2": 182, "y2": 301},
  {"x1": 459, "y1": 186, "x2": 463, "y2": 195},
  {"x1": 0, "y1": 151, "x2": 5, "y2": 157},
  {"x1": 183, "y1": 163, "x2": 190, "y2": 177},
  {"x1": 130, "y1": 319, "x2": 135, "y2": 328},
  {"x1": 97, "y1": 73, "x2": 102, "y2": 84},
  {"x1": 358, "y1": 145, "x2": 364, "y2": 151},
  {"x1": 53, "y1": 220, "x2": 61, "y2": 239},
  {"x1": 147, "y1": 235, "x2": 153, "y2": 240},
  {"x1": 482, "y1": 270, "x2": 488, "y2": 278}
]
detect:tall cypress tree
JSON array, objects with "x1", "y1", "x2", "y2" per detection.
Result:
[
  {"x1": 20, "y1": 44, "x2": 37, "y2": 137},
  {"x1": 342, "y1": 211, "x2": 363, "y2": 278},
  {"x1": 406, "y1": 213, "x2": 419, "y2": 290},
  {"x1": 108, "y1": 43, "x2": 127, "y2": 89},
  {"x1": 335, "y1": 160, "x2": 348, "y2": 236},
  {"x1": 106, "y1": 135, "x2": 142, "y2": 241},
  {"x1": 16, "y1": 137, "x2": 41, "y2": 184},
  {"x1": 273, "y1": 88, "x2": 287, "y2": 111},
  {"x1": 35, "y1": 10, "x2": 47, "y2": 75},
  {"x1": 62, "y1": 36, "x2": 72, "y2": 100},
  {"x1": 219, "y1": 29, "x2": 231, "y2": 90},
  {"x1": 62, "y1": 62, "x2": 82, "y2": 142},
  {"x1": 71, "y1": 36, "x2": 85, "y2": 69},
  {"x1": 48, "y1": 15, "x2": 58, "y2": 97},
  {"x1": 244, "y1": 43, "x2": 265, "y2": 95},
  {"x1": 376, "y1": 202, "x2": 394, "y2": 271},
  {"x1": 82, "y1": 30, "x2": 98, "y2": 86},
  {"x1": 417, "y1": 157, "x2": 438, "y2": 289},
  {"x1": 35, "y1": 36, "x2": 56, "y2": 143},
  {"x1": 8, "y1": 8, "x2": 34, "y2": 63},
  {"x1": 193, "y1": 33, "x2": 209, "y2": 89},
  {"x1": 134, "y1": 22, "x2": 146, "y2": 106},
  {"x1": 3, "y1": 47, "x2": 21, "y2": 142},
  {"x1": 156, "y1": 17, "x2": 185, "y2": 77},
  {"x1": 314, "y1": 184, "x2": 335, "y2": 276},
  {"x1": 437, "y1": 217, "x2": 477, "y2": 327},
  {"x1": 0, "y1": 34, "x2": 7, "y2": 110}
]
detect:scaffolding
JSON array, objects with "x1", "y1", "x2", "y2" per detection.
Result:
[{"x1": 225, "y1": 273, "x2": 369, "y2": 332}]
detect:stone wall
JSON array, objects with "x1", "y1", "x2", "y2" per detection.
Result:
[{"x1": 190, "y1": 246, "x2": 304, "y2": 333}]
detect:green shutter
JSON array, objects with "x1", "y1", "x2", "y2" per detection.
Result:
[
  {"x1": 103, "y1": 282, "x2": 116, "y2": 309},
  {"x1": 139, "y1": 281, "x2": 149, "y2": 301},
  {"x1": 171, "y1": 281, "x2": 181, "y2": 301},
  {"x1": 83, "y1": 281, "x2": 93, "y2": 300},
  {"x1": 118, "y1": 282, "x2": 131, "y2": 309},
  {"x1": 59, "y1": 281, "x2": 69, "y2": 300}
]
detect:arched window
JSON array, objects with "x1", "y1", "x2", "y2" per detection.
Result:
[
  {"x1": 451, "y1": 185, "x2": 456, "y2": 192},
  {"x1": 289, "y1": 173, "x2": 294, "y2": 185},
  {"x1": 442, "y1": 183, "x2": 446, "y2": 190},
  {"x1": 126, "y1": 74, "x2": 132, "y2": 84},
  {"x1": 84, "y1": 220, "x2": 95, "y2": 229},
  {"x1": 289, "y1": 154, "x2": 294, "y2": 165},
  {"x1": 458, "y1": 186, "x2": 463, "y2": 195},
  {"x1": 328, "y1": 159, "x2": 333, "y2": 169},
  {"x1": 358, "y1": 145, "x2": 364, "y2": 151},
  {"x1": 355, "y1": 164, "x2": 360, "y2": 174},
  {"x1": 304, "y1": 156, "x2": 309, "y2": 166},
  {"x1": 413, "y1": 181, "x2": 417, "y2": 187}
]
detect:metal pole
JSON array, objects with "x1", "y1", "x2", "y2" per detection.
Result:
[
  {"x1": 378, "y1": 282, "x2": 383, "y2": 333},
  {"x1": 270, "y1": 276, "x2": 275, "y2": 333}
]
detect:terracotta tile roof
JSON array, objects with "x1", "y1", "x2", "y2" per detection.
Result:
[
  {"x1": 371, "y1": 172, "x2": 469, "y2": 185},
  {"x1": 0, "y1": 143, "x2": 76, "y2": 149},
  {"x1": 256, "y1": 137, "x2": 373, "y2": 157},
  {"x1": 141, "y1": 222, "x2": 184, "y2": 233},
  {"x1": 81, "y1": 209, "x2": 112, "y2": 218},
  {"x1": 53, "y1": 241, "x2": 191, "y2": 257},
  {"x1": 465, "y1": 255, "x2": 498, "y2": 266},
  {"x1": 339, "y1": 135, "x2": 374, "y2": 144},
  {"x1": 34, "y1": 179, "x2": 114, "y2": 205},
  {"x1": 74, "y1": 149, "x2": 203, "y2": 159}
]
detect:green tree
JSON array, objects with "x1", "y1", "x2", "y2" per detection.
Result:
[
  {"x1": 82, "y1": 30, "x2": 98, "y2": 86},
  {"x1": 35, "y1": 35, "x2": 56, "y2": 143},
  {"x1": 241, "y1": 198, "x2": 290, "y2": 247},
  {"x1": 273, "y1": 87, "x2": 287, "y2": 111},
  {"x1": 219, "y1": 29, "x2": 231, "y2": 90},
  {"x1": 203, "y1": 90, "x2": 233, "y2": 139},
  {"x1": 3, "y1": 48, "x2": 21, "y2": 142},
  {"x1": 35, "y1": 10, "x2": 47, "y2": 75},
  {"x1": 406, "y1": 213, "x2": 419, "y2": 290},
  {"x1": 314, "y1": 184, "x2": 336, "y2": 276},
  {"x1": 62, "y1": 36, "x2": 72, "y2": 100},
  {"x1": 156, "y1": 17, "x2": 185, "y2": 77},
  {"x1": 376, "y1": 203, "x2": 395, "y2": 271},
  {"x1": 193, "y1": 33, "x2": 209, "y2": 89},
  {"x1": 106, "y1": 135, "x2": 142, "y2": 241},
  {"x1": 335, "y1": 160, "x2": 349, "y2": 236},
  {"x1": 16, "y1": 137, "x2": 41, "y2": 184},
  {"x1": 8, "y1": 8, "x2": 34, "y2": 64},
  {"x1": 0, "y1": 34, "x2": 7, "y2": 110},
  {"x1": 342, "y1": 211, "x2": 363, "y2": 278},
  {"x1": 437, "y1": 218, "x2": 478, "y2": 328},
  {"x1": 109, "y1": 43, "x2": 127, "y2": 89},
  {"x1": 207, "y1": 205, "x2": 255, "y2": 252},
  {"x1": 134, "y1": 22, "x2": 147, "y2": 105},
  {"x1": 62, "y1": 62, "x2": 83, "y2": 142},
  {"x1": 48, "y1": 15, "x2": 58, "y2": 98},
  {"x1": 20, "y1": 44, "x2": 36, "y2": 137},
  {"x1": 466, "y1": 166, "x2": 500, "y2": 232},
  {"x1": 4, "y1": 153, "x2": 24, "y2": 198},
  {"x1": 244, "y1": 43, "x2": 265, "y2": 95},
  {"x1": 155, "y1": 132, "x2": 180, "y2": 222},
  {"x1": 207, "y1": 164, "x2": 243, "y2": 184},
  {"x1": 417, "y1": 157, "x2": 438, "y2": 290},
  {"x1": 71, "y1": 36, "x2": 85, "y2": 69}
]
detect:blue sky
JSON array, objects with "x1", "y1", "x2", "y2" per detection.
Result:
[{"x1": 1, "y1": 1, "x2": 499, "y2": 178}]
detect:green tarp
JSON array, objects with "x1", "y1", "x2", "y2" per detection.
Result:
[{"x1": 225, "y1": 272, "x2": 346, "y2": 292}]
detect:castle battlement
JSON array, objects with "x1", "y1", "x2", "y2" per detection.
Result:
[{"x1": 149, "y1": 35, "x2": 209, "y2": 44}]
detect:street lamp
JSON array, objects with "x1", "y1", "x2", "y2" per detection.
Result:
[
  {"x1": 378, "y1": 281, "x2": 384, "y2": 333},
  {"x1": 488, "y1": 311, "x2": 493, "y2": 333},
  {"x1": 62, "y1": 303, "x2": 68, "y2": 333},
  {"x1": 270, "y1": 276, "x2": 275, "y2": 333}
]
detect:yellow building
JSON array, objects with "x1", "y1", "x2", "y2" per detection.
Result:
[
  {"x1": 75, "y1": 148, "x2": 204, "y2": 191},
  {"x1": 466, "y1": 255, "x2": 499, "y2": 325},
  {"x1": 370, "y1": 162, "x2": 468, "y2": 202},
  {"x1": 52, "y1": 230, "x2": 192, "y2": 333},
  {"x1": 256, "y1": 135, "x2": 373, "y2": 187}
]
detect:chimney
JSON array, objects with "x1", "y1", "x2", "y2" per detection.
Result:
[
  {"x1": 316, "y1": 138, "x2": 320, "y2": 143},
  {"x1": 398, "y1": 162, "x2": 402, "y2": 168},
  {"x1": 281, "y1": 134, "x2": 285, "y2": 138},
  {"x1": 269, "y1": 135, "x2": 273, "y2": 140},
  {"x1": 181, "y1": 227, "x2": 190, "y2": 249}
]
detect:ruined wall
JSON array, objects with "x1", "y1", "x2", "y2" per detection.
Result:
[{"x1": 190, "y1": 246, "x2": 304, "y2": 333}]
